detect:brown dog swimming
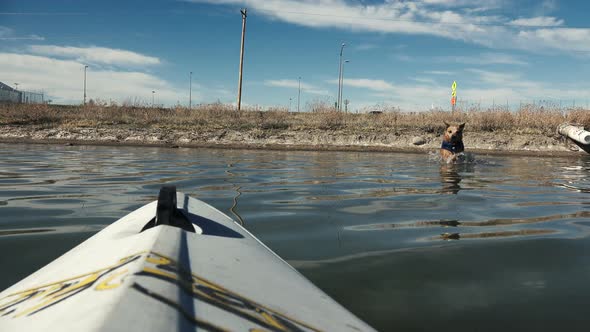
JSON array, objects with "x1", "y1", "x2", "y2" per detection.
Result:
[{"x1": 440, "y1": 121, "x2": 465, "y2": 163}]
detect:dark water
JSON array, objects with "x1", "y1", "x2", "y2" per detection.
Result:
[{"x1": 2, "y1": 143, "x2": 590, "y2": 331}]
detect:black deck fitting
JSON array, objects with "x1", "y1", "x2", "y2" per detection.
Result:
[{"x1": 141, "y1": 186, "x2": 195, "y2": 233}]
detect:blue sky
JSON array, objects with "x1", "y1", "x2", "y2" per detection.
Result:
[{"x1": 2, "y1": 0, "x2": 590, "y2": 111}]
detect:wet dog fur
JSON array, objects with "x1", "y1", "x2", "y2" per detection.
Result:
[{"x1": 440, "y1": 121, "x2": 465, "y2": 163}]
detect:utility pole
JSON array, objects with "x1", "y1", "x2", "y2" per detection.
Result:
[
  {"x1": 289, "y1": 97, "x2": 292, "y2": 112},
  {"x1": 297, "y1": 76, "x2": 301, "y2": 112},
  {"x1": 341, "y1": 60, "x2": 349, "y2": 111},
  {"x1": 337, "y1": 43, "x2": 346, "y2": 111},
  {"x1": 237, "y1": 8, "x2": 247, "y2": 111},
  {"x1": 189, "y1": 71, "x2": 192, "y2": 109},
  {"x1": 83, "y1": 65, "x2": 88, "y2": 105},
  {"x1": 152, "y1": 90, "x2": 155, "y2": 107}
]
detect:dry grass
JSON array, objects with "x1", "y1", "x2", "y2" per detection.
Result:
[{"x1": 1, "y1": 101, "x2": 589, "y2": 134}]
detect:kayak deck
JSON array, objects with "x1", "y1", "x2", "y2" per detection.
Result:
[{"x1": 0, "y1": 187, "x2": 375, "y2": 332}]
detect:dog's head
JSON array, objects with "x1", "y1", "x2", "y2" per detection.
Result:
[{"x1": 443, "y1": 121, "x2": 465, "y2": 143}]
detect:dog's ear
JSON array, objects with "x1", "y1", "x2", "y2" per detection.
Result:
[
  {"x1": 459, "y1": 122, "x2": 465, "y2": 130},
  {"x1": 444, "y1": 121, "x2": 450, "y2": 128}
]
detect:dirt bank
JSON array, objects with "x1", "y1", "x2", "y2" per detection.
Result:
[{"x1": 0, "y1": 124, "x2": 583, "y2": 157}]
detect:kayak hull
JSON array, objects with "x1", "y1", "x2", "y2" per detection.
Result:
[{"x1": 0, "y1": 191, "x2": 375, "y2": 332}]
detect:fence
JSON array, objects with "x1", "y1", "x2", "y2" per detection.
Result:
[
  {"x1": 20, "y1": 91, "x2": 45, "y2": 104},
  {"x1": 369, "y1": 98, "x2": 590, "y2": 113},
  {"x1": 0, "y1": 89, "x2": 21, "y2": 103},
  {"x1": 0, "y1": 90, "x2": 44, "y2": 104},
  {"x1": 454, "y1": 99, "x2": 590, "y2": 112}
]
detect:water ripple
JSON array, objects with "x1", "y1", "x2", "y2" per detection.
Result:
[{"x1": 4, "y1": 144, "x2": 590, "y2": 331}]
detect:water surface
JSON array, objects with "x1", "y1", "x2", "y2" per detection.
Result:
[{"x1": 1, "y1": 143, "x2": 590, "y2": 331}]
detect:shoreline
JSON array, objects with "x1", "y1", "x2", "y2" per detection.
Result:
[
  {"x1": 2, "y1": 103, "x2": 590, "y2": 158},
  {"x1": 0, "y1": 125, "x2": 584, "y2": 158}
]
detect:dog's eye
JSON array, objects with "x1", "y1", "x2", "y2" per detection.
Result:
[{"x1": 448, "y1": 130, "x2": 452, "y2": 133}]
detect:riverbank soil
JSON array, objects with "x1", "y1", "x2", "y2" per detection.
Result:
[{"x1": 1, "y1": 103, "x2": 588, "y2": 156}]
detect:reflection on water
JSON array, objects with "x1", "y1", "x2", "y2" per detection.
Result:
[
  {"x1": 0, "y1": 228, "x2": 53, "y2": 236},
  {"x1": 0, "y1": 225, "x2": 105, "y2": 237},
  {"x1": 346, "y1": 210, "x2": 590, "y2": 234},
  {"x1": 433, "y1": 151, "x2": 479, "y2": 195},
  {"x1": 438, "y1": 229, "x2": 556, "y2": 240},
  {"x1": 440, "y1": 163, "x2": 463, "y2": 194},
  {"x1": 2, "y1": 144, "x2": 590, "y2": 331},
  {"x1": 225, "y1": 165, "x2": 245, "y2": 226}
]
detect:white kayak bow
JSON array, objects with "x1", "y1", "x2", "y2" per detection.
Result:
[{"x1": 0, "y1": 186, "x2": 375, "y2": 332}]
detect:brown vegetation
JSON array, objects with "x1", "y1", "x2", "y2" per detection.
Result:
[{"x1": 1, "y1": 101, "x2": 589, "y2": 134}]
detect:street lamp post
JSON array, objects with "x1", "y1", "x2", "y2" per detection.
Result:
[
  {"x1": 341, "y1": 60, "x2": 349, "y2": 112},
  {"x1": 337, "y1": 43, "x2": 346, "y2": 111},
  {"x1": 189, "y1": 71, "x2": 192, "y2": 109},
  {"x1": 297, "y1": 76, "x2": 301, "y2": 112},
  {"x1": 152, "y1": 90, "x2": 155, "y2": 107},
  {"x1": 289, "y1": 97, "x2": 292, "y2": 112},
  {"x1": 84, "y1": 65, "x2": 88, "y2": 105}
]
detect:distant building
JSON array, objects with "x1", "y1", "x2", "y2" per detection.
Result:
[{"x1": 0, "y1": 81, "x2": 21, "y2": 103}]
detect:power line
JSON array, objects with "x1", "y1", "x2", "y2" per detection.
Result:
[{"x1": 0, "y1": 12, "x2": 87, "y2": 15}]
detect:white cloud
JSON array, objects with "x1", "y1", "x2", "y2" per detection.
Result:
[
  {"x1": 262, "y1": 67, "x2": 590, "y2": 111},
  {"x1": 466, "y1": 68, "x2": 522, "y2": 84},
  {"x1": 264, "y1": 79, "x2": 330, "y2": 95},
  {"x1": 516, "y1": 28, "x2": 590, "y2": 52},
  {"x1": 509, "y1": 16, "x2": 563, "y2": 27},
  {"x1": 421, "y1": 0, "x2": 502, "y2": 7},
  {"x1": 0, "y1": 52, "x2": 184, "y2": 105},
  {"x1": 369, "y1": 83, "x2": 450, "y2": 110},
  {"x1": 327, "y1": 78, "x2": 396, "y2": 92},
  {"x1": 464, "y1": 68, "x2": 545, "y2": 91},
  {"x1": 323, "y1": 70, "x2": 590, "y2": 111},
  {"x1": 435, "y1": 52, "x2": 528, "y2": 65},
  {"x1": 394, "y1": 52, "x2": 527, "y2": 65},
  {"x1": 424, "y1": 70, "x2": 453, "y2": 75},
  {"x1": 0, "y1": 26, "x2": 43, "y2": 40},
  {"x1": 392, "y1": 54, "x2": 413, "y2": 62},
  {"x1": 455, "y1": 69, "x2": 582, "y2": 103},
  {"x1": 355, "y1": 43, "x2": 378, "y2": 51},
  {"x1": 188, "y1": 0, "x2": 590, "y2": 55},
  {"x1": 411, "y1": 77, "x2": 437, "y2": 84},
  {"x1": 536, "y1": 0, "x2": 558, "y2": 15},
  {"x1": 264, "y1": 79, "x2": 302, "y2": 89},
  {"x1": 28, "y1": 45, "x2": 160, "y2": 67},
  {"x1": 474, "y1": 53, "x2": 528, "y2": 65},
  {"x1": 190, "y1": 0, "x2": 480, "y2": 41}
]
